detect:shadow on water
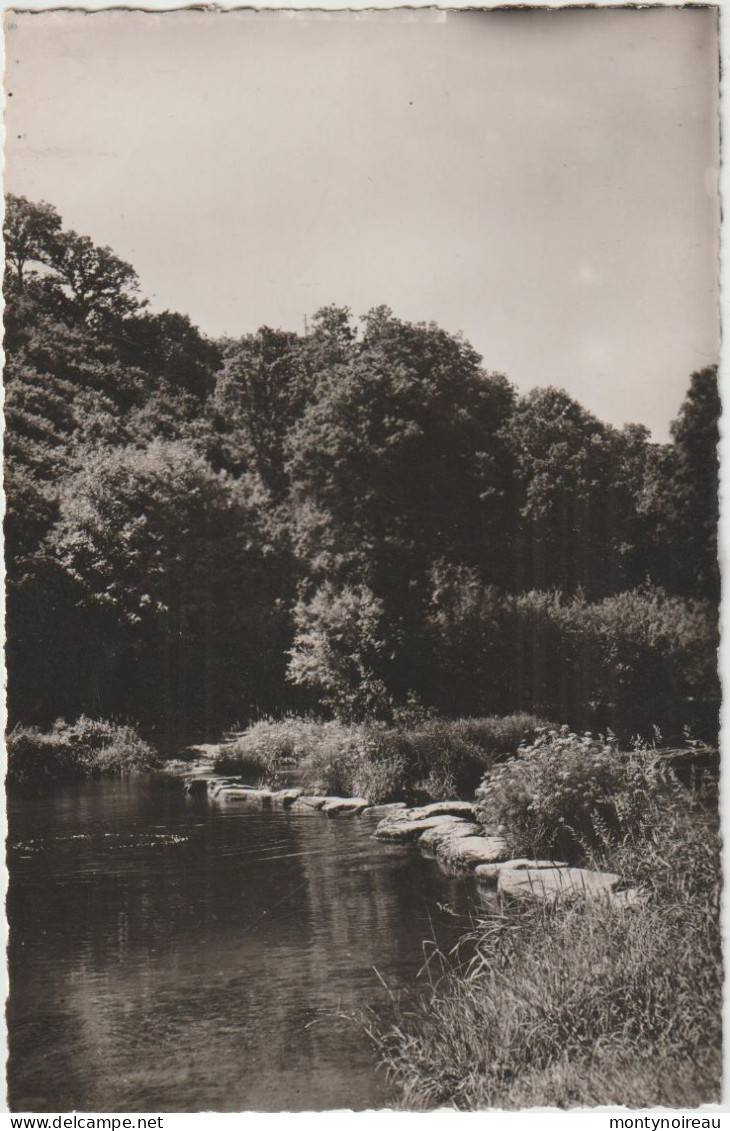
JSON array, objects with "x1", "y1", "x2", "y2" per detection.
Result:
[{"x1": 7, "y1": 775, "x2": 478, "y2": 1112}]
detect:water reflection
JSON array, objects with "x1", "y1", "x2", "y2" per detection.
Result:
[{"x1": 8, "y1": 777, "x2": 477, "y2": 1112}]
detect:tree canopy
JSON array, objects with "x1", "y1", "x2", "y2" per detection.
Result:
[{"x1": 4, "y1": 196, "x2": 720, "y2": 745}]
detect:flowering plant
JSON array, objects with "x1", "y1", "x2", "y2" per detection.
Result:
[{"x1": 474, "y1": 725, "x2": 663, "y2": 862}]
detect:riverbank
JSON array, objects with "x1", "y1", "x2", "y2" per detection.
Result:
[
  {"x1": 6, "y1": 717, "x2": 160, "y2": 786},
  {"x1": 368, "y1": 787, "x2": 721, "y2": 1109}
]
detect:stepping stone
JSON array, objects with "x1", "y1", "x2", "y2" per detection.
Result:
[
  {"x1": 474, "y1": 858, "x2": 569, "y2": 886},
  {"x1": 388, "y1": 801, "x2": 476, "y2": 823},
  {"x1": 321, "y1": 797, "x2": 369, "y2": 816},
  {"x1": 374, "y1": 814, "x2": 474, "y2": 842},
  {"x1": 435, "y1": 835, "x2": 510, "y2": 872},
  {"x1": 206, "y1": 778, "x2": 245, "y2": 797},
  {"x1": 270, "y1": 788, "x2": 302, "y2": 807},
  {"x1": 183, "y1": 776, "x2": 214, "y2": 795},
  {"x1": 498, "y1": 865, "x2": 625, "y2": 905},
  {"x1": 291, "y1": 795, "x2": 330, "y2": 812},
  {"x1": 359, "y1": 802, "x2": 408, "y2": 817},
  {"x1": 215, "y1": 787, "x2": 274, "y2": 807},
  {"x1": 417, "y1": 819, "x2": 478, "y2": 855}
]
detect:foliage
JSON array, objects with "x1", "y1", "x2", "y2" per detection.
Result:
[
  {"x1": 285, "y1": 305, "x2": 516, "y2": 594},
  {"x1": 474, "y1": 726, "x2": 666, "y2": 861},
  {"x1": 512, "y1": 586, "x2": 719, "y2": 740},
  {"x1": 288, "y1": 583, "x2": 398, "y2": 722},
  {"x1": 367, "y1": 785, "x2": 721, "y2": 1109},
  {"x1": 214, "y1": 713, "x2": 547, "y2": 802},
  {"x1": 7, "y1": 716, "x2": 158, "y2": 786},
  {"x1": 3, "y1": 195, "x2": 720, "y2": 747},
  {"x1": 214, "y1": 717, "x2": 330, "y2": 783},
  {"x1": 506, "y1": 387, "x2": 652, "y2": 597},
  {"x1": 4, "y1": 194, "x2": 141, "y2": 324},
  {"x1": 639, "y1": 366, "x2": 720, "y2": 602},
  {"x1": 47, "y1": 440, "x2": 293, "y2": 742}
]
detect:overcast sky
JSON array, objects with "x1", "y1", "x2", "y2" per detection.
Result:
[{"x1": 4, "y1": 7, "x2": 720, "y2": 440}]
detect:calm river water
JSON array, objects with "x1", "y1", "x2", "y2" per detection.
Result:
[{"x1": 7, "y1": 775, "x2": 478, "y2": 1112}]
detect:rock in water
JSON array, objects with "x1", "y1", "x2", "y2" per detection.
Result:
[
  {"x1": 291, "y1": 795, "x2": 330, "y2": 812},
  {"x1": 321, "y1": 797, "x2": 369, "y2": 816},
  {"x1": 497, "y1": 865, "x2": 639, "y2": 907},
  {"x1": 435, "y1": 835, "x2": 510, "y2": 872},
  {"x1": 474, "y1": 858, "x2": 569, "y2": 886},
  {"x1": 374, "y1": 814, "x2": 477, "y2": 842},
  {"x1": 359, "y1": 802, "x2": 408, "y2": 817},
  {"x1": 406, "y1": 801, "x2": 477, "y2": 821},
  {"x1": 214, "y1": 786, "x2": 274, "y2": 807},
  {"x1": 417, "y1": 820, "x2": 478, "y2": 855}
]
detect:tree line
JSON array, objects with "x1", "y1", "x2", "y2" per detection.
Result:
[{"x1": 4, "y1": 195, "x2": 720, "y2": 749}]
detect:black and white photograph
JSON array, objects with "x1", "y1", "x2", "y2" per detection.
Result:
[{"x1": 3, "y1": 6, "x2": 723, "y2": 1114}]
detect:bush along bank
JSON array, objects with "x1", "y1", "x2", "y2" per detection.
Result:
[
  {"x1": 178, "y1": 722, "x2": 720, "y2": 1108},
  {"x1": 6, "y1": 716, "x2": 160, "y2": 787}
]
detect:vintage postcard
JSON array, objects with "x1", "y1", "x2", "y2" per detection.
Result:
[{"x1": 3, "y1": 6, "x2": 722, "y2": 1115}]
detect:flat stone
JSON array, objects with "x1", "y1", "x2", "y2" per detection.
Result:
[
  {"x1": 387, "y1": 801, "x2": 476, "y2": 823},
  {"x1": 435, "y1": 835, "x2": 510, "y2": 872},
  {"x1": 186, "y1": 743, "x2": 225, "y2": 758},
  {"x1": 215, "y1": 786, "x2": 274, "y2": 807},
  {"x1": 270, "y1": 788, "x2": 303, "y2": 806},
  {"x1": 321, "y1": 797, "x2": 369, "y2": 815},
  {"x1": 206, "y1": 777, "x2": 245, "y2": 797},
  {"x1": 417, "y1": 819, "x2": 477, "y2": 855},
  {"x1": 474, "y1": 858, "x2": 569, "y2": 886},
  {"x1": 374, "y1": 814, "x2": 472, "y2": 842},
  {"x1": 414, "y1": 800, "x2": 476, "y2": 820},
  {"x1": 359, "y1": 802, "x2": 408, "y2": 817},
  {"x1": 498, "y1": 866, "x2": 622, "y2": 905},
  {"x1": 291, "y1": 795, "x2": 329, "y2": 812}
]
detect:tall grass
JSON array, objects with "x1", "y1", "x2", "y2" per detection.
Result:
[
  {"x1": 7, "y1": 716, "x2": 159, "y2": 786},
  {"x1": 213, "y1": 713, "x2": 549, "y2": 801},
  {"x1": 365, "y1": 774, "x2": 721, "y2": 1109}
]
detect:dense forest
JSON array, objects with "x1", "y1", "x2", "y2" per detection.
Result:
[{"x1": 4, "y1": 194, "x2": 720, "y2": 751}]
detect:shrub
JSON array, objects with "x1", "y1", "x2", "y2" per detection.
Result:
[
  {"x1": 474, "y1": 726, "x2": 663, "y2": 862},
  {"x1": 298, "y1": 723, "x2": 409, "y2": 802},
  {"x1": 6, "y1": 725, "x2": 82, "y2": 786},
  {"x1": 7, "y1": 715, "x2": 158, "y2": 786},
  {"x1": 385, "y1": 715, "x2": 548, "y2": 801},
  {"x1": 512, "y1": 586, "x2": 719, "y2": 741},
  {"x1": 214, "y1": 717, "x2": 326, "y2": 782},
  {"x1": 288, "y1": 583, "x2": 398, "y2": 722}
]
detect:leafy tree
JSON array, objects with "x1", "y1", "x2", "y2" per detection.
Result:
[
  {"x1": 639, "y1": 366, "x2": 720, "y2": 602},
  {"x1": 506, "y1": 387, "x2": 651, "y2": 598},
  {"x1": 5, "y1": 194, "x2": 141, "y2": 325},
  {"x1": 211, "y1": 326, "x2": 310, "y2": 492},
  {"x1": 48, "y1": 440, "x2": 292, "y2": 743},
  {"x1": 118, "y1": 310, "x2": 222, "y2": 402},
  {"x1": 286, "y1": 306, "x2": 516, "y2": 595},
  {"x1": 4, "y1": 194, "x2": 62, "y2": 291},
  {"x1": 288, "y1": 582, "x2": 397, "y2": 722}
]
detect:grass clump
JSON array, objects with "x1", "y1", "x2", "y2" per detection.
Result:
[
  {"x1": 213, "y1": 713, "x2": 549, "y2": 802},
  {"x1": 213, "y1": 717, "x2": 327, "y2": 784},
  {"x1": 367, "y1": 785, "x2": 721, "y2": 1109},
  {"x1": 7, "y1": 716, "x2": 159, "y2": 787}
]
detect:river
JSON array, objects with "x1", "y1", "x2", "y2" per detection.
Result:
[{"x1": 7, "y1": 774, "x2": 479, "y2": 1112}]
